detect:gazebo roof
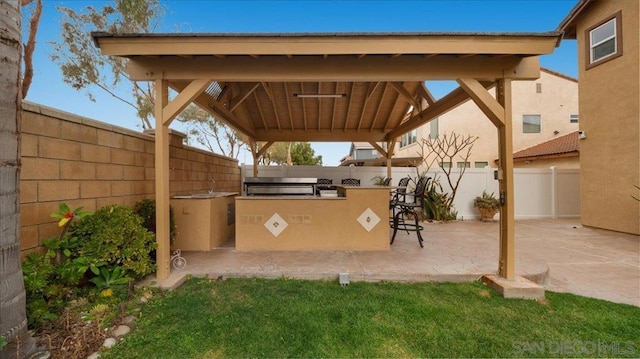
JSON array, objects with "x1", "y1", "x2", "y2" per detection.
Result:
[{"x1": 92, "y1": 31, "x2": 561, "y2": 143}]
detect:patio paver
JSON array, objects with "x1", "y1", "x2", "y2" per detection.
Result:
[{"x1": 146, "y1": 219, "x2": 639, "y2": 307}]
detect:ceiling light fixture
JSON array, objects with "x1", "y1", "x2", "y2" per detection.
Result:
[{"x1": 293, "y1": 93, "x2": 347, "y2": 98}]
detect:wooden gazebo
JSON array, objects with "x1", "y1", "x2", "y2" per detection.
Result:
[{"x1": 92, "y1": 32, "x2": 561, "y2": 280}]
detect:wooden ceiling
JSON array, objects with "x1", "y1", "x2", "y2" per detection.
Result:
[{"x1": 93, "y1": 32, "x2": 562, "y2": 143}]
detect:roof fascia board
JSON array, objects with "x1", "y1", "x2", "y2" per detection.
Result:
[
  {"x1": 126, "y1": 55, "x2": 541, "y2": 82},
  {"x1": 95, "y1": 34, "x2": 559, "y2": 56}
]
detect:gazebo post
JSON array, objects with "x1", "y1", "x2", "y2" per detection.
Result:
[
  {"x1": 154, "y1": 79, "x2": 171, "y2": 279},
  {"x1": 456, "y1": 77, "x2": 515, "y2": 280},
  {"x1": 496, "y1": 79, "x2": 515, "y2": 279},
  {"x1": 386, "y1": 139, "x2": 397, "y2": 180},
  {"x1": 153, "y1": 78, "x2": 212, "y2": 280}
]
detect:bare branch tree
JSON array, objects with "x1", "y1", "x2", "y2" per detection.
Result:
[
  {"x1": 415, "y1": 131, "x2": 478, "y2": 207},
  {"x1": 21, "y1": 0, "x2": 42, "y2": 99}
]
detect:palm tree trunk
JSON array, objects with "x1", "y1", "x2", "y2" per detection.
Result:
[{"x1": 0, "y1": 2, "x2": 37, "y2": 358}]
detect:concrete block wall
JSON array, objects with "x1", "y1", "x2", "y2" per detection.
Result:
[{"x1": 19, "y1": 102, "x2": 241, "y2": 257}]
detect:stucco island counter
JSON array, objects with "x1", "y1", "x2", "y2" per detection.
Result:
[{"x1": 235, "y1": 185, "x2": 391, "y2": 251}]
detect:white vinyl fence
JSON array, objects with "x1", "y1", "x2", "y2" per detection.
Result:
[{"x1": 240, "y1": 165, "x2": 580, "y2": 220}]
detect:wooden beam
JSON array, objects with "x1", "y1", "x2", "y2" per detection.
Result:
[
  {"x1": 344, "y1": 82, "x2": 355, "y2": 132},
  {"x1": 389, "y1": 82, "x2": 420, "y2": 110},
  {"x1": 95, "y1": 34, "x2": 560, "y2": 57},
  {"x1": 229, "y1": 82, "x2": 259, "y2": 112},
  {"x1": 253, "y1": 91, "x2": 268, "y2": 130},
  {"x1": 154, "y1": 79, "x2": 171, "y2": 280},
  {"x1": 162, "y1": 78, "x2": 211, "y2": 125},
  {"x1": 370, "y1": 82, "x2": 389, "y2": 131},
  {"x1": 127, "y1": 55, "x2": 541, "y2": 81},
  {"x1": 253, "y1": 129, "x2": 389, "y2": 142},
  {"x1": 300, "y1": 82, "x2": 308, "y2": 131},
  {"x1": 385, "y1": 82, "x2": 494, "y2": 140},
  {"x1": 256, "y1": 141, "x2": 275, "y2": 158},
  {"x1": 418, "y1": 82, "x2": 436, "y2": 106},
  {"x1": 260, "y1": 82, "x2": 274, "y2": 102},
  {"x1": 366, "y1": 81, "x2": 380, "y2": 100},
  {"x1": 170, "y1": 82, "x2": 256, "y2": 137},
  {"x1": 284, "y1": 83, "x2": 294, "y2": 130},
  {"x1": 369, "y1": 141, "x2": 388, "y2": 158},
  {"x1": 386, "y1": 138, "x2": 397, "y2": 179},
  {"x1": 496, "y1": 79, "x2": 515, "y2": 279},
  {"x1": 456, "y1": 78, "x2": 504, "y2": 127},
  {"x1": 331, "y1": 82, "x2": 339, "y2": 132}
]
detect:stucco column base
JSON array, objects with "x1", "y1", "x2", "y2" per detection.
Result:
[{"x1": 482, "y1": 274, "x2": 545, "y2": 300}]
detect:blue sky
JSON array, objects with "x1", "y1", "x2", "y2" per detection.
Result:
[{"x1": 24, "y1": 0, "x2": 579, "y2": 166}]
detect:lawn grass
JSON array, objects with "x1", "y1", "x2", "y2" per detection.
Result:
[{"x1": 103, "y1": 277, "x2": 639, "y2": 358}]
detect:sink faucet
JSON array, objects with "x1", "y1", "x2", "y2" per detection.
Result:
[{"x1": 209, "y1": 179, "x2": 215, "y2": 194}]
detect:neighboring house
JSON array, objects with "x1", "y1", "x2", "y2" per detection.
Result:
[
  {"x1": 558, "y1": 0, "x2": 639, "y2": 235},
  {"x1": 348, "y1": 142, "x2": 383, "y2": 161},
  {"x1": 339, "y1": 142, "x2": 419, "y2": 166},
  {"x1": 394, "y1": 68, "x2": 579, "y2": 169},
  {"x1": 510, "y1": 131, "x2": 580, "y2": 168}
]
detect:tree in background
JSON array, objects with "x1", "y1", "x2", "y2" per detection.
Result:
[
  {"x1": 412, "y1": 131, "x2": 477, "y2": 221},
  {"x1": 49, "y1": 0, "x2": 163, "y2": 130},
  {"x1": 263, "y1": 142, "x2": 323, "y2": 166},
  {"x1": 21, "y1": 0, "x2": 43, "y2": 99},
  {"x1": 177, "y1": 104, "x2": 248, "y2": 159},
  {"x1": 49, "y1": 1, "x2": 245, "y2": 159}
]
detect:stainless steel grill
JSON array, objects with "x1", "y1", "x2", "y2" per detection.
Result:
[{"x1": 244, "y1": 177, "x2": 317, "y2": 196}]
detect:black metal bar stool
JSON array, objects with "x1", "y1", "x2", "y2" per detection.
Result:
[{"x1": 390, "y1": 176, "x2": 430, "y2": 248}]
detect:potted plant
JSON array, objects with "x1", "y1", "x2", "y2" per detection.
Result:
[{"x1": 473, "y1": 191, "x2": 500, "y2": 222}]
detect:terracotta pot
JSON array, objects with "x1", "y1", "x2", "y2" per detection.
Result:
[{"x1": 478, "y1": 207, "x2": 499, "y2": 222}]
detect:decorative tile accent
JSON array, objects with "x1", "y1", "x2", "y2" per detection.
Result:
[
  {"x1": 357, "y1": 208, "x2": 380, "y2": 232},
  {"x1": 264, "y1": 213, "x2": 288, "y2": 237}
]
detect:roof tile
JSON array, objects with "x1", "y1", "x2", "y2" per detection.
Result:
[{"x1": 514, "y1": 131, "x2": 579, "y2": 159}]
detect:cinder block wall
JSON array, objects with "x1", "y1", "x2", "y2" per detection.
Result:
[{"x1": 19, "y1": 102, "x2": 241, "y2": 257}]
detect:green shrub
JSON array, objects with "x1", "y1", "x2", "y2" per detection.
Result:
[
  {"x1": 422, "y1": 178, "x2": 458, "y2": 221},
  {"x1": 22, "y1": 253, "x2": 68, "y2": 326},
  {"x1": 133, "y1": 198, "x2": 177, "y2": 245},
  {"x1": 70, "y1": 205, "x2": 157, "y2": 279}
]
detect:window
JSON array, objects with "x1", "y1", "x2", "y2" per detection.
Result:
[
  {"x1": 587, "y1": 12, "x2": 622, "y2": 68},
  {"x1": 570, "y1": 114, "x2": 579, "y2": 123},
  {"x1": 400, "y1": 129, "x2": 417, "y2": 147},
  {"x1": 474, "y1": 161, "x2": 489, "y2": 168},
  {"x1": 440, "y1": 162, "x2": 452, "y2": 169},
  {"x1": 523, "y1": 114, "x2": 541, "y2": 133},
  {"x1": 429, "y1": 118, "x2": 439, "y2": 139},
  {"x1": 536, "y1": 83, "x2": 542, "y2": 93},
  {"x1": 456, "y1": 162, "x2": 470, "y2": 168}
]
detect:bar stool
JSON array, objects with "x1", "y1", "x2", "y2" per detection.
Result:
[
  {"x1": 390, "y1": 176, "x2": 430, "y2": 248},
  {"x1": 341, "y1": 178, "x2": 360, "y2": 186}
]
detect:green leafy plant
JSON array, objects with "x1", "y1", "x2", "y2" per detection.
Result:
[
  {"x1": 370, "y1": 176, "x2": 391, "y2": 186},
  {"x1": 133, "y1": 198, "x2": 177, "y2": 245},
  {"x1": 0, "y1": 335, "x2": 6, "y2": 350},
  {"x1": 89, "y1": 267, "x2": 132, "y2": 290},
  {"x1": 422, "y1": 177, "x2": 457, "y2": 221},
  {"x1": 70, "y1": 204, "x2": 157, "y2": 279},
  {"x1": 473, "y1": 191, "x2": 500, "y2": 210}
]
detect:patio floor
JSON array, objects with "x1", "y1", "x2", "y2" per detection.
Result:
[{"x1": 147, "y1": 218, "x2": 639, "y2": 307}]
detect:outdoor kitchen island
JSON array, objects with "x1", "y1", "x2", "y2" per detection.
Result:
[{"x1": 235, "y1": 183, "x2": 391, "y2": 251}]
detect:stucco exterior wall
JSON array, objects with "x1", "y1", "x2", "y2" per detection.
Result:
[
  {"x1": 19, "y1": 102, "x2": 241, "y2": 256},
  {"x1": 573, "y1": 0, "x2": 640, "y2": 235},
  {"x1": 394, "y1": 70, "x2": 579, "y2": 168}
]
